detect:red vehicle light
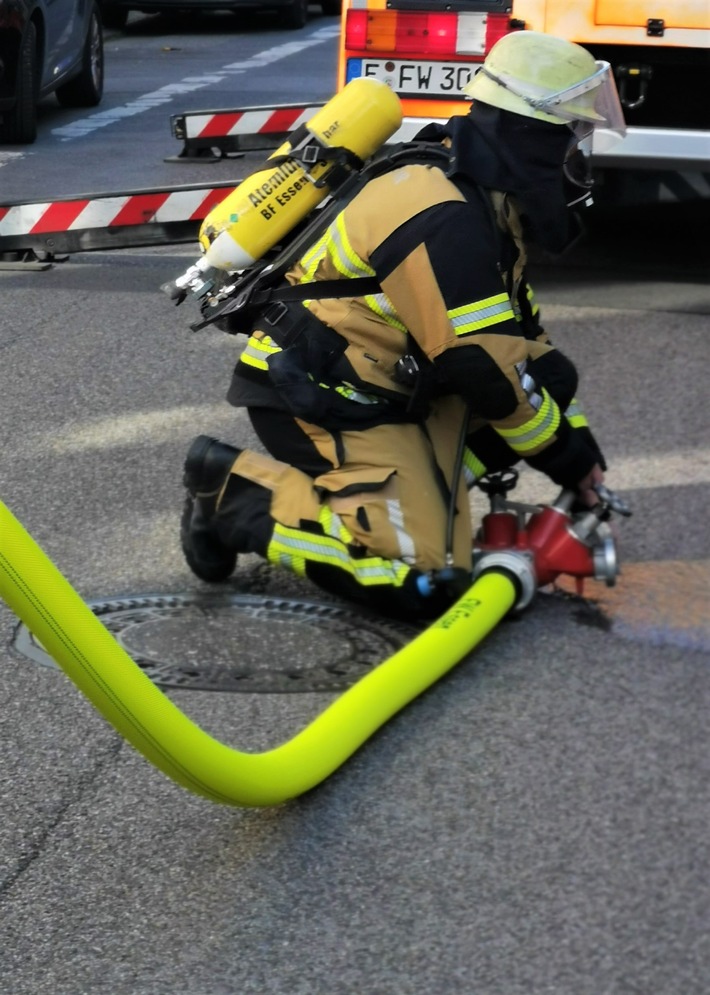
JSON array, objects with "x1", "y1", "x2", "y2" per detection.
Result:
[
  {"x1": 345, "y1": 9, "x2": 370, "y2": 50},
  {"x1": 395, "y1": 13, "x2": 459, "y2": 56},
  {"x1": 345, "y1": 10, "x2": 460, "y2": 57},
  {"x1": 344, "y1": 9, "x2": 515, "y2": 59}
]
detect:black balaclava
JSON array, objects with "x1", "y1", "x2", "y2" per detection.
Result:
[{"x1": 417, "y1": 101, "x2": 585, "y2": 254}]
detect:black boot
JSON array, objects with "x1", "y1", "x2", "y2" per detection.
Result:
[{"x1": 180, "y1": 435, "x2": 240, "y2": 583}]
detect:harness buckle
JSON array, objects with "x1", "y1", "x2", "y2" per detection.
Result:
[{"x1": 263, "y1": 301, "x2": 290, "y2": 327}]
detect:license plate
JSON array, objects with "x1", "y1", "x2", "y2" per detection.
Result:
[{"x1": 349, "y1": 59, "x2": 480, "y2": 99}]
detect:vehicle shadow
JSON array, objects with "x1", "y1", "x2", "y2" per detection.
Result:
[{"x1": 113, "y1": 6, "x2": 332, "y2": 36}]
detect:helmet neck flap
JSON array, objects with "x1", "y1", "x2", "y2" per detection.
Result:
[{"x1": 439, "y1": 101, "x2": 587, "y2": 254}]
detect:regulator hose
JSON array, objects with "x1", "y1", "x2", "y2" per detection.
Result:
[{"x1": 0, "y1": 499, "x2": 516, "y2": 807}]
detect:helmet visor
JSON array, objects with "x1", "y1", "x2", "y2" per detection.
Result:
[
  {"x1": 535, "y1": 62, "x2": 627, "y2": 150},
  {"x1": 481, "y1": 60, "x2": 627, "y2": 150}
]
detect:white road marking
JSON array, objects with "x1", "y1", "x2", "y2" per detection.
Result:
[
  {"x1": 0, "y1": 151, "x2": 26, "y2": 169},
  {"x1": 44, "y1": 404, "x2": 246, "y2": 451},
  {"x1": 41, "y1": 409, "x2": 710, "y2": 495},
  {"x1": 52, "y1": 25, "x2": 342, "y2": 141}
]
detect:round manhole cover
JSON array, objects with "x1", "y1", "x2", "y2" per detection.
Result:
[{"x1": 13, "y1": 593, "x2": 419, "y2": 693}]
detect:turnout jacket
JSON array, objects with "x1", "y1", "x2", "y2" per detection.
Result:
[{"x1": 230, "y1": 162, "x2": 599, "y2": 488}]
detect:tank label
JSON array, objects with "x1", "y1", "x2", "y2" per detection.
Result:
[{"x1": 248, "y1": 159, "x2": 304, "y2": 208}]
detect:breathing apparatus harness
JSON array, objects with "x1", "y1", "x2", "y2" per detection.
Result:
[{"x1": 189, "y1": 139, "x2": 453, "y2": 336}]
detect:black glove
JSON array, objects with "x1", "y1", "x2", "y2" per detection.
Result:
[{"x1": 574, "y1": 425, "x2": 607, "y2": 472}]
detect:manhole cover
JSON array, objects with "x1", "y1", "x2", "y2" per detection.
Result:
[{"x1": 13, "y1": 593, "x2": 419, "y2": 693}]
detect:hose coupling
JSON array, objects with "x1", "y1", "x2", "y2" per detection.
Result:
[{"x1": 472, "y1": 550, "x2": 537, "y2": 612}]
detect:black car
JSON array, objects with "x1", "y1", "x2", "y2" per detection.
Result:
[
  {"x1": 0, "y1": 0, "x2": 104, "y2": 143},
  {"x1": 100, "y1": 0, "x2": 340, "y2": 32}
]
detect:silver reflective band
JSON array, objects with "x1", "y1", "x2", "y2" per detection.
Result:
[
  {"x1": 478, "y1": 61, "x2": 610, "y2": 113},
  {"x1": 530, "y1": 62, "x2": 611, "y2": 111}
]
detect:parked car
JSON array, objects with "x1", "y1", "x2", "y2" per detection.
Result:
[
  {"x1": 99, "y1": 0, "x2": 340, "y2": 33},
  {"x1": 0, "y1": 0, "x2": 104, "y2": 143}
]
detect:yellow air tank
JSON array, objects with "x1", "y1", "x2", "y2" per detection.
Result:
[{"x1": 166, "y1": 77, "x2": 402, "y2": 301}]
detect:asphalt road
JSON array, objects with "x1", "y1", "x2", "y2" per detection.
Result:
[{"x1": 1, "y1": 14, "x2": 710, "y2": 995}]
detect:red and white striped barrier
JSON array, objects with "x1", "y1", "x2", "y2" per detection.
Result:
[
  {"x1": 0, "y1": 105, "x2": 326, "y2": 261},
  {"x1": 170, "y1": 103, "x2": 325, "y2": 159},
  {"x1": 0, "y1": 182, "x2": 237, "y2": 260}
]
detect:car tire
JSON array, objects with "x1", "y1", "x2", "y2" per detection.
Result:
[
  {"x1": 320, "y1": 0, "x2": 341, "y2": 14},
  {"x1": 56, "y1": 4, "x2": 104, "y2": 107},
  {"x1": 0, "y1": 21, "x2": 38, "y2": 144},
  {"x1": 101, "y1": 5, "x2": 129, "y2": 29},
  {"x1": 280, "y1": 0, "x2": 309, "y2": 30}
]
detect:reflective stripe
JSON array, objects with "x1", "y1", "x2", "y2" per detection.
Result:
[
  {"x1": 386, "y1": 498, "x2": 417, "y2": 564},
  {"x1": 300, "y1": 212, "x2": 373, "y2": 282},
  {"x1": 362, "y1": 291, "x2": 408, "y2": 332},
  {"x1": 268, "y1": 524, "x2": 410, "y2": 588},
  {"x1": 528, "y1": 284, "x2": 540, "y2": 316},
  {"x1": 333, "y1": 383, "x2": 382, "y2": 405},
  {"x1": 513, "y1": 284, "x2": 538, "y2": 322},
  {"x1": 496, "y1": 388, "x2": 561, "y2": 454},
  {"x1": 463, "y1": 448, "x2": 487, "y2": 487},
  {"x1": 327, "y1": 498, "x2": 416, "y2": 566},
  {"x1": 300, "y1": 216, "x2": 407, "y2": 332},
  {"x1": 239, "y1": 334, "x2": 281, "y2": 371},
  {"x1": 565, "y1": 397, "x2": 589, "y2": 429},
  {"x1": 320, "y1": 506, "x2": 354, "y2": 546},
  {"x1": 448, "y1": 293, "x2": 515, "y2": 336},
  {"x1": 299, "y1": 237, "x2": 327, "y2": 280},
  {"x1": 517, "y1": 367, "x2": 543, "y2": 411},
  {"x1": 314, "y1": 214, "x2": 374, "y2": 280}
]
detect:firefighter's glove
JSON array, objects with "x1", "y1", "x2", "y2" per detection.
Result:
[{"x1": 575, "y1": 425, "x2": 607, "y2": 472}]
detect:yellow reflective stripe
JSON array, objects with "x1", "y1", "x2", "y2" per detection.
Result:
[
  {"x1": 528, "y1": 284, "x2": 540, "y2": 316},
  {"x1": 299, "y1": 236, "x2": 328, "y2": 279},
  {"x1": 301, "y1": 215, "x2": 373, "y2": 281},
  {"x1": 448, "y1": 293, "x2": 515, "y2": 335},
  {"x1": 239, "y1": 334, "x2": 281, "y2": 372},
  {"x1": 463, "y1": 449, "x2": 487, "y2": 486},
  {"x1": 269, "y1": 546, "x2": 308, "y2": 577},
  {"x1": 565, "y1": 397, "x2": 589, "y2": 429},
  {"x1": 334, "y1": 383, "x2": 382, "y2": 405},
  {"x1": 299, "y1": 215, "x2": 407, "y2": 331},
  {"x1": 320, "y1": 506, "x2": 353, "y2": 546},
  {"x1": 513, "y1": 284, "x2": 539, "y2": 323},
  {"x1": 268, "y1": 524, "x2": 409, "y2": 588},
  {"x1": 363, "y1": 291, "x2": 408, "y2": 332},
  {"x1": 330, "y1": 214, "x2": 375, "y2": 279},
  {"x1": 496, "y1": 388, "x2": 561, "y2": 454}
]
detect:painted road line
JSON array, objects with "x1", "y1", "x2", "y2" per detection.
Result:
[{"x1": 52, "y1": 25, "x2": 342, "y2": 142}]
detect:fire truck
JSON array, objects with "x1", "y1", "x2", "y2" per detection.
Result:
[{"x1": 336, "y1": 0, "x2": 710, "y2": 203}]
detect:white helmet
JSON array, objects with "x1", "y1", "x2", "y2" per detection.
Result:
[{"x1": 464, "y1": 31, "x2": 626, "y2": 150}]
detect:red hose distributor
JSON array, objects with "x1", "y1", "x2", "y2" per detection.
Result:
[{"x1": 473, "y1": 471, "x2": 631, "y2": 610}]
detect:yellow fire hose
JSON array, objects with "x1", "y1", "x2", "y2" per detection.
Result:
[{"x1": 0, "y1": 499, "x2": 516, "y2": 807}]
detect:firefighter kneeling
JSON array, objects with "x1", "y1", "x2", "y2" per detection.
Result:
[{"x1": 180, "y1": 31, "x2": 627, "y2": 621}]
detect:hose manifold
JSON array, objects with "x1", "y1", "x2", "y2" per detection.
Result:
[{"x1": 592, "y1": 528, "x2": 619, "y2": 587}]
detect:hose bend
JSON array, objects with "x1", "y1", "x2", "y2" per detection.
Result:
[{"x1": 0, "y1": 500, "x2": 515, "y2": 807}]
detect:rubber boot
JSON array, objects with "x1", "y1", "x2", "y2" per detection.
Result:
[{"x1": 181, "y1": 435, "x2": 241, "y2": 583}]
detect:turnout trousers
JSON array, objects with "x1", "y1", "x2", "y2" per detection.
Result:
[{"x1": 213, "y1": 395, "x2": 477, "y2": 619}]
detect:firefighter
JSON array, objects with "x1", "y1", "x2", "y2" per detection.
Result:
[{"x1": 180, "y1": 30, "x2": 627, "y2": 620}]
